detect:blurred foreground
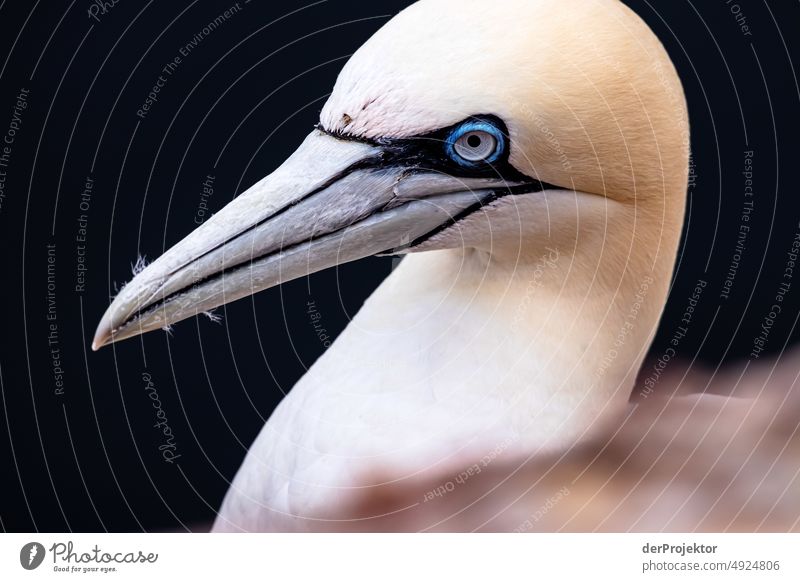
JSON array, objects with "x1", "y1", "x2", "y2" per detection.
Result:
[{"x1": 316, "y1": 350, "x2": 800, "y2": 532}]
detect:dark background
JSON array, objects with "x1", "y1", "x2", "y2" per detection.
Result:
[{"x1": 0, "y1": 0, "x2": 797, "y2": 532}]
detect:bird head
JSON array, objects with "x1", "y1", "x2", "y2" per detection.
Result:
[{"x1": 94, "y1": 0, "x2": 689, "y2": 349}]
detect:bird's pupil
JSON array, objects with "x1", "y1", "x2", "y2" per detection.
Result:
[{"x1": 467, "y1": 134, "x2": 482, "y2": 148}]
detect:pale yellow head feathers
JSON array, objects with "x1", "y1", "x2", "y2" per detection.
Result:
[{"x1": 321, "y1": 0, "x2": 690, "y2": 204}]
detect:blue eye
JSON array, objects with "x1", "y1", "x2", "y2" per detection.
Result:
[{"x1": 445, "y1": 120, "x2": 506, "y2": 167}]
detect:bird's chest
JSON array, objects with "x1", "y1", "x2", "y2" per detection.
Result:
[{"x1": 223, "y1": 255, "x2": 587, "y2": 530}]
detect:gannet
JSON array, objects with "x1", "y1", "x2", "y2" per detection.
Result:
[{"x1": 94, "y1": 0, "x2": 690, "y2": 532}]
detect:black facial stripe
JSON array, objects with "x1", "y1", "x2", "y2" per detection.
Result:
[
  {"x1": 122, "y1": 118, "x2": 564, "y2": 331},
  {"x1": 172, "y1": 117, "x2": 546, "y2": 281},
  {"x1": 318, "y1": 114, "x2": 538, "y2": 184}
]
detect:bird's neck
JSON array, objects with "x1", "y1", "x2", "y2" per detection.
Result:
[{"x1": 340, "y1": 196, "x2": 681, "y2": 451}]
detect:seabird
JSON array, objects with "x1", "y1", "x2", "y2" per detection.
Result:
[{"x1": 94, "y1": 0, "x2": 690, "y2": 532}]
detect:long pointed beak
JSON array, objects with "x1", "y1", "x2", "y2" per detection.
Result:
[{"x1": 93, "y1": 130, "x2": 520, "y2": 350}]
